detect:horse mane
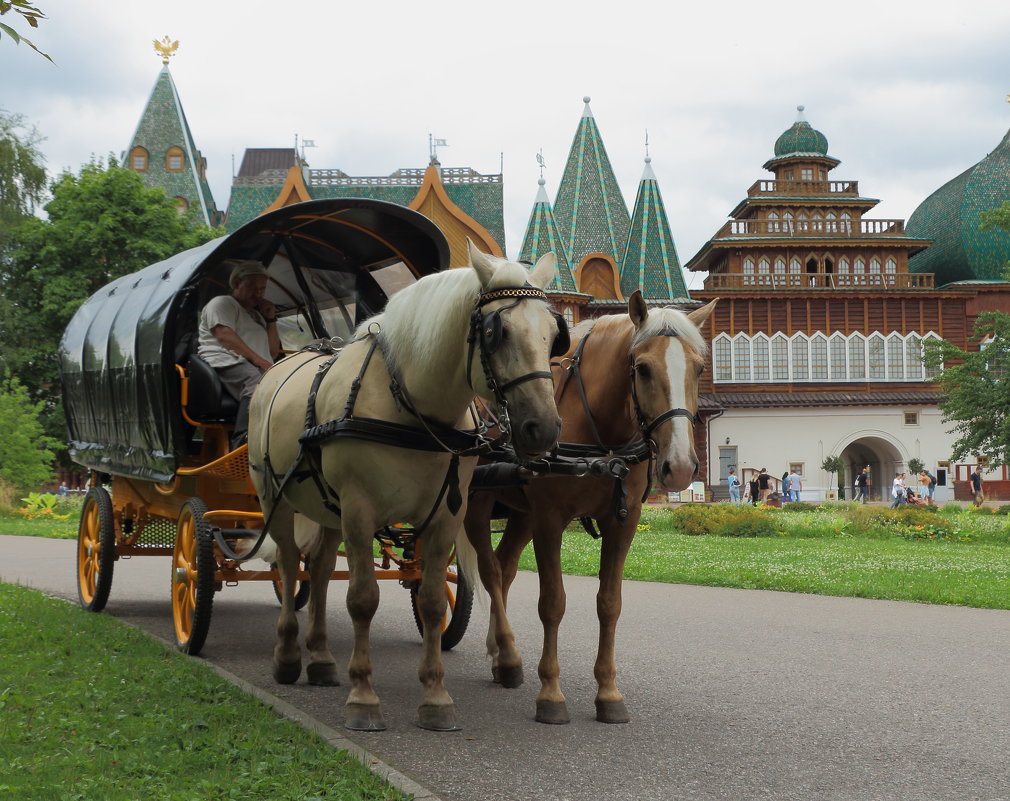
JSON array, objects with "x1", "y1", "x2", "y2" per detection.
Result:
[
  {"x1": 573, "y1": 306, "x2": 709, "y2": 356},
  {"x1": 355, "y1": 258, "x2": 538, "y2": 371}
]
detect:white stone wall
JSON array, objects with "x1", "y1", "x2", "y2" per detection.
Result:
[{"x1": 710, "y1": 405, "x2": 957, "y2": 502}]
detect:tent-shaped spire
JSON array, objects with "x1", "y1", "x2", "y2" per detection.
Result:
[
  {"x1": 519, "y1": 178, "x2": 577, "y2": 292},
  {"x1": 553, "y1": 97, "x2": 631, "y2": 269},
  {"x1": 621, "y1": 156, "x2": 689, "y2": 300},
  {"x1": 124, "y1": 62, "x2": 219, "y2": 225}
]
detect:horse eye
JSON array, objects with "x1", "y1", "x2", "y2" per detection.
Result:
[
  {"x1": 635, "y1": 362, "x2": 652, "y2": 380},
  {"x1": 696, "y1": 365, "x2": 705, "y2": 377}
]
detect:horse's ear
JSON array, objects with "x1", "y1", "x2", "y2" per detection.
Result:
[
  {"x1": 527, "y1": 251, "x2": 557, "y2": 289},
  {"x1": 468, "y1": 239, "x2": 495, "y2": 287},
  {"x1": 628, "y1": 290, "x2": 648, "y2": 329},
  {"x1": 687, "y1": 297, "x2": 719, "y2": 329}
]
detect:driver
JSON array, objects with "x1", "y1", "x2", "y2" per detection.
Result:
[{"x1": 197, "y1": 260, "x2": 280, "y2": 448}]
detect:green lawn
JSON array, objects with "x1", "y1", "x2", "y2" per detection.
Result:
[{"x1": 0, "y1": 582, "x2": 408, "y2": 801}]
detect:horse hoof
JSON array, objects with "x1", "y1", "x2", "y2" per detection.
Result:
[
  {"x1": 272, "y1": 660, "x2": 301, "y2": 685},
  {"x1": 417, "y1": 704, "x2": 461, "y2": 732},
  {"x1": 595, "y1": 698, "x2": 630, "y2": 724},
  {"x1": 345, "y1": 703, "x2": 386, "y2": 732},
  {"x1": 306, "y1": 662, "x2": 340, "y2": 686},
  {"x1": 535, "y1": 699, "x2": 570, "y2": 725},
  {"x1": 493, "y1": 664, "x2": 524, "y2": 689}
]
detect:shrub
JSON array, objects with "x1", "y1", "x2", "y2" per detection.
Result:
[
  {"x1": 782, "y1": 501, "x2": 818, "y2": 512},
  {"x1": 714, "y1": 505, "x2": 777, "y2": 538},
  {"x1": 669, "y1": 503, "x2": 728, "y2": 536},
  {"x1": 0, "y1": 477, "x2": 18, "y2": 512},
  {"x1": 995, "y1": 505, "x2": 1010, "y2": 516}
]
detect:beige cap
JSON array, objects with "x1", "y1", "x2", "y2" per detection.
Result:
[{"x1": 227, "y1": 259, "x2": 269, "y2": 288}]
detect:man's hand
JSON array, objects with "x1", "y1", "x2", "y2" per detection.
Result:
[{"x1": 256, "y1": 298, "x2": 276, "y2": 320}]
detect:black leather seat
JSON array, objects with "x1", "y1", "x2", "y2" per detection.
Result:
[{"x1": 186, "y1": 354, "x2": 239, "y2": 423}]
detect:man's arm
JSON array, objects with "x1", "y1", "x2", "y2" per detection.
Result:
[{"x1": 210, "y1": 324, "x2": 273, "y2": 371}]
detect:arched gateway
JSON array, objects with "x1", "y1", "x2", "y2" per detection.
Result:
[{"x1": 838, "y1": 435, "x2": 904, "y2": 502}]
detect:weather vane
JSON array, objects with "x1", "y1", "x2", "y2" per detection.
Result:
[
  {"x1": 536, "y1": 149, "x2": 546, "y2": 180},
  {"x1": 645, "y1": 129, "x2": 650, "y2": 160},
  {"x1": 429, "y1": 134, "x2": 448, "y2": 164},
  {"x1": 154, "y1": 35, "x2": 179, "y2": 65}
]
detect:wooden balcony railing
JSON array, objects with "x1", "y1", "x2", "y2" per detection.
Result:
[
  {"x1": 746, "y1": 179, "x2": 859, "y2": 197},
  {"x1": 704, "y1": 272, "x2": 935, "y2": 291},
  {"x1": 715, "y1": 218, "x2": 905, "y2": 238}
]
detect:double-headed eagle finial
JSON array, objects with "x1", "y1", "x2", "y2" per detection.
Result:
[{"x1": 154, "y1": 35, "x2": 179, "y2": 65}]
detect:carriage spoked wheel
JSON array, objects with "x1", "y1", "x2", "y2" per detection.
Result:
[
  {"x1": 76, "y1": 487, "x2": 116, "y2": 612},
  {"x1": 172, "y1": 498, "x2": 216, "y2": 655},
  {"x1": 410, "y1": 553, "x2": 474, "y2": 651},
  {"x1": 271, "y1": 555, "x2": 311, "y2": 611}
]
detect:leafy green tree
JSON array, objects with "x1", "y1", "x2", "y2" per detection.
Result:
[
  {"x1": 0, "y1": 108, "x2": 46, "y2": 243},
  {"x1": 0, "y1": 372, "x2": 57, "y2": 490},
  {"x1": 925, "y1": 311, "x2": 1010, "y2": 466},
  {"x1": 0, "y1": 157, "x2": 221, "y2": 446},
  {"x1": 821, "y1": 455, "x2": 845, "y2": 499},
  {"x1": 906, "y1": 457, "x2": 924, "y2": 476},
  {"x1": 0, "y1": 1, "x2": 52, "y2": 62}
]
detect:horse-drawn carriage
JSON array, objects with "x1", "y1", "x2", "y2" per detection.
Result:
[{"x1": 61, "y1": 198, "x2": 475, "y2": 656}]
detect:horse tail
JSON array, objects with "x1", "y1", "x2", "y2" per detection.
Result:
[{"x1": 454, "y1": 523, "x2": 485, "y2": 611}]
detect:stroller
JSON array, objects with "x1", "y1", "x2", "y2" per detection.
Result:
[{"x1": 905, "y1": 487, "x2": 926, "y2": 505}]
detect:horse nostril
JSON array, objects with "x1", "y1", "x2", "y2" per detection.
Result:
[{"x1": 661, "y1": 461, "x2": 672, "y2": 479}]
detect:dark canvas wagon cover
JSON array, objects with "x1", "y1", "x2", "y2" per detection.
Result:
[{"x1": 59, "y1": 198, "x2": 449, "y2": 482}]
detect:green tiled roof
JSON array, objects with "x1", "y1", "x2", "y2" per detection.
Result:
[
  {"x1": 907, "y1": 126, "x2": 1010, "y2": 284},
  {"x1": 125, "y1": 66, "x2": 219, "y2": 225},
  {"x1": 621, "y1": 158, "x2": 689, "y2": 301},
  {"x1": 553, "y1": 98, "x2": 631, "y2": 267},
  {"x1": 223, "y1": 170, "x2": 504, "y2": 246},
  {"x1": 519, "y1": 179, "x2": 577, "y2": 292}
]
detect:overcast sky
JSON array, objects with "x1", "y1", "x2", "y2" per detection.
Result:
[{"x1": 4, "y1": 0, "x2": 1010, "y2": 289}]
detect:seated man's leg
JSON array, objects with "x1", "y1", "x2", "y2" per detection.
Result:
[{"x1": 216, "y1": 362, "x2": 264, "y2": 448}]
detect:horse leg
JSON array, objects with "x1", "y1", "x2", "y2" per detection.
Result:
[
  {"x1": 415, "y1": 517, "x2": 461, "y2": 731},
  {"x1": 592, "y1": 516, "x2": 635, "y2": 724},
  {"x1": 531, "y1": 520, "x2": 569, "y2": 724},
  {"x1": 341, "y1": 510, "x2": 386, "y2": 731},
  {"x1": 270, "y1": 501, "x2": 302, "y2": 684},
  {"x1": 304, "y1": 524, "x2": 341, "y2": 686},
  {"x1": 491, "y1": 514, "x2": 533, "y2": 687},
  {"x1": 466, "y1": 498, "x2": 525, "y2": 688}
]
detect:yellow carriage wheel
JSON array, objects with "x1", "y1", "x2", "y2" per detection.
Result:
[
  {"x1": 76, "y1": 487, "x2": 116, "y2": 612},
  {"x1": 171, "y1": 498, "x2": 216, "y2": 655},
  {"x1": 410, "y1": 554, "x2": 474, "y2": 651}
]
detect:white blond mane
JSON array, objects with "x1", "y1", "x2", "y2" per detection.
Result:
[
  {"x1": 354, "y1": 257, "x2": 540, "y2": 378},
  {"x1": 631, "y1": 305, "x2": 709, "y2": 356}
]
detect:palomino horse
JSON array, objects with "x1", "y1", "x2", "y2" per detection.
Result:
[
  {"x1": 465, "y1": 291, "x2": 717, "y2": 724},
  {"x1": 248, "y1": 243, "x2": 563, "y2": 732}
]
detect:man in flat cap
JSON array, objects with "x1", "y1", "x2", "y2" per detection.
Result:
[{"x1": 197, "y1": 260, "x2": 280, "y2": 448}]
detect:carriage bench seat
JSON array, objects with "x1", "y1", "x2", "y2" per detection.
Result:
[{"x1": 183, "y1": 354, "x2": 239, "y2": 424}]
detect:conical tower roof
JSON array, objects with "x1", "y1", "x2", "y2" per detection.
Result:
[
  {"x1": 621, "y1": 156, "x2": 689, "y2": 300},
  {"x1": 907, "y1": 125, "x2": 1010, "y2": 284},
  {"x1": 125, "y1": 64, "x2": 218, "y2": 225},
  {"x1": 553, "y1": 97, "x2": 631, "y2": 268},
  {"x1": 519, "y1": 178, "x2": 577, "y2": 292}
]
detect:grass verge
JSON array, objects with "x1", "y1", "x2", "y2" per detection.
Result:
[{"x1": 0, "y1": 582, "x2": 409, "y2": 801}]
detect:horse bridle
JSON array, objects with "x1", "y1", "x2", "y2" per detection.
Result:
[
  {"x1": 629, "y1": 327, "x2": 700, "y2": 443},
  {"x1": 466, "y1": 284, "x2": 568, "y2": 440}
]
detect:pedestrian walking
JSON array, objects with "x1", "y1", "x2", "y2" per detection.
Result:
[
  {"x1": 757, "y1": 468, "x2": 772, "y2": 504},
  {"x1": 854, "y1": 468, "x2": 869, "y2": 504},
  {"x1": 889, "y1": 472, "x2": 907, "y2": 508},
  {"x1": 748, "y1": 474, "x2": 760, "y2": 506},
  {"x1": 919, "y1": 470, "x2": 936, "y2": 506},
  {"x1": 727, "y1": 468, "x2": 741, "y2": 503},
  {"x1": 971, "y1": 466, "x2": 984, "y2": 507},
  {"x1": 788, "y1": 468, "x2": 802, "y2": 501}
]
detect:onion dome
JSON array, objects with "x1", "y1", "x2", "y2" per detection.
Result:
[
  {"x1": 907, "y1": 126, "x2": 1010, "y2": 285},
  {"x1": 774, "y1": 105, "x2": 829, "y2": 157}
]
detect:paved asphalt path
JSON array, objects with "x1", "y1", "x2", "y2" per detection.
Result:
[{"x1": 4, "y1": 534, "x2": 1010, "y2": 801}]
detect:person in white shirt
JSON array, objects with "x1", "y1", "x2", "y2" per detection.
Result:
[
  {"x1": 889, "y1": 472, "x2": 907, "y2": 508},
  {"x1": 788, "y1": 470, "x2": 802, "y2": 501},
  {"x1": 197, "y1": 261, "x2": 280, "y2": 448}
]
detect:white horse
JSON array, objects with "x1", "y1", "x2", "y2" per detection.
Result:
[{"x1": 248, "y1": 243, "x2": 562, "y2": 731}]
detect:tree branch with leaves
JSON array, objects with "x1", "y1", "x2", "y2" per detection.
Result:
[{"x1": 0, "y1": 1, "x2": 52, "y2": 62}]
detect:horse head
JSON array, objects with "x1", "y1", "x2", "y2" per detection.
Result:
[
  {"x1": 627, "y1": 291, "x2": 718, "y2": 491},
  {"x1": 467, "y1": 241, "x2": 563, "y2": 460}
]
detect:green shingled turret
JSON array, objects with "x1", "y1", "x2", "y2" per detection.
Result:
[
  {"x1": 622, "y1": 157, "x2": 688, "y2": 300},
  {"x1": 553, "y1": 97, "x2": 631, "y2": 268},
  {"x1": 773, "y1": 105, "x2": 830, "y2": 158},
  {"x1": 519, "y1": 178, "x2": 577, "y2": 292},
  {"x1": 907, "y1": 126, "x2": 1010, "y2": 285},
  {"x1": 124, "y1": 64, "x2": 220, "y2": 225}
]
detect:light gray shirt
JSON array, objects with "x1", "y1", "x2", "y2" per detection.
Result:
[{"x1": 197, "y1": 294, "x2": 271, "y2": 368}]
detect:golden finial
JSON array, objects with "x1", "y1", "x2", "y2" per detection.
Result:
[{"x1": 154, "y1": 36, "x2": 179, "y2": 65}]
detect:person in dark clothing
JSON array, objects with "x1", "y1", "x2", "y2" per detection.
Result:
[
  {"x1": 971, "y1": 467, "x2": 984, "y2": 507},
  {"x1": 855, "y1": 468, "x2": 869, "y2": 504},
  {"x1": 757, "y1": 468, "x2": 772, "y2": 503},
  {"x1": 748, "y1": 475, "x2": 760, "y2": 506}
]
